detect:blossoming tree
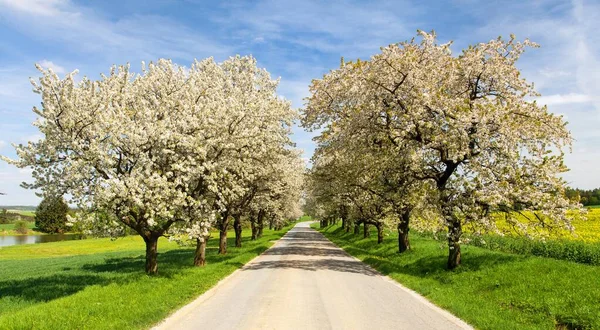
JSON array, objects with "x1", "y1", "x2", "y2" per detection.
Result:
[
  {"x1": 4, "y1": 56, "x2": 297, "y2": 273},
  {"x1": 303, "y1": 31, "x2": 579, "y2": 269}
]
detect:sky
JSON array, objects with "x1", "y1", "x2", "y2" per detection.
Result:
[{"x1": 0, "y1": 0, "x2": 599, "y2": 205}]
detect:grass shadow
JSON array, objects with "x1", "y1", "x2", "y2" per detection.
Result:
[{"x1": 0, "y1": 274, "x2": 109, "y2": 302}]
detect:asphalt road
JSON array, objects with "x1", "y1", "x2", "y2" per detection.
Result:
[{"x1": 154, "y1": 222, "x2": 472, "y2": 330}]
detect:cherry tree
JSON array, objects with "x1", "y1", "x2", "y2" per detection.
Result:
[
  {"x1": 3, "y1": 56, "x2": 296, "y2": 273},
  {"x1": 303, "y1": 31, "x2": 579, "y2": 269}
]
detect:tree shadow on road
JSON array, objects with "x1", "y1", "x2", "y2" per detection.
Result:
[
  {"x1": 263, "y1": 246, "x2": 349, "y2": 257},
  {"x1": 242, "y1": 258, "x2": 379, "y2": 275}
]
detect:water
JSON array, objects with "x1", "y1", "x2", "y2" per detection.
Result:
[{"x1": 0, "y1": 234, "x2": 84, "y2": 248}]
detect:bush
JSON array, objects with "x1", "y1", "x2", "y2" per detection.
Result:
[
  {"x1": 35, "y1": 197, "x2": 69, "y2": 233},
  {"x1": 13, "y1": 220, "x2": 28, "y2": 234},
  {"x1": 0, "y1": 209, "x2": 8, "y2": 224}
]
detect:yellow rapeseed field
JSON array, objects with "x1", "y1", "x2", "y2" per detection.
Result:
[{"x1": 490, "y1": 207, "x2": 600, "y2": 243}]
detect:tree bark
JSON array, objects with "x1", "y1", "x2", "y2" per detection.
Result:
[
  {"x1": 218, "y1": 211, "x2": 229, "y2": 254},
  {"x1": 251, "y1": 218, "x2": 258, "y2": 240},
  {"x1": 447, "y1": 219, "x2": 462, "y2": 269},
  {"x1": 144, "y1": 235, "x2": 159, "y2": 275},
  {"x1": 233, "y1": 214, "x2": 242, "y2": 248},
  {"x1": 397, "y1": 210, "x2": 411, "y2": 253},
  {"x1": 353, "y1": 221, "x2": 360, "y2": 235},
  {"x1": 376, "y1": 223, "x2": 384, "y2": 244},
  {"x1": 363, "y1": 222, "x2": 370, "y2": 238},
  {"x1": 257, "y1": 210, "x2": 264, "y2": 238},
  {"x1": 194, "y1": 237, "x2": 207, "y2": 266}
]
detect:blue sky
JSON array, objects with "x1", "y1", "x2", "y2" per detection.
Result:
[{"x1": 0, "y1": 0, "x2": 599, "y2": 205}]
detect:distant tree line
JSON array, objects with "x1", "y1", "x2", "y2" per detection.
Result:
[{"x1": 565, "y1": 188, "x2": 600, "y2": 206}]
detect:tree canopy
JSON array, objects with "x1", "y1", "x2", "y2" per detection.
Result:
[
  {"x1": 302, "y1": 31, "x2": 580, "y2": 268},
  {"x1": 4, "y1": 56, "x2": 304, "y2": 274}
]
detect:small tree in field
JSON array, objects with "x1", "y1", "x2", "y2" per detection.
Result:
[
  {"x1": 0, "y1": 209, "x2": 9, "y2": 224},
  {"x1": 35, "y1": 196, "x2": 69, "y2": 233}
]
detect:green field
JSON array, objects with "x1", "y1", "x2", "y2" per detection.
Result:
[
  {"x1": 316, "y1": 223, "x2": 600, "y2": 330},
  {"x1": 0, "y1": 225, "x2": 295, "y2": 329},
  {"x1": 0, "y1": 222, "x2": 37, "y2": 235},
  {"x1": 6, "y1": 210, "x2": 36, "y2": 217}
]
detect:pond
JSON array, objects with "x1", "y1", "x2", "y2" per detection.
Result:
[{"x1": 0, "y1": 234, "x2": 85, "y2": 248}]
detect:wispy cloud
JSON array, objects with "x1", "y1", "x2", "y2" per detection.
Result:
[
  {"x1": 0, "y1": 0, "x2": 233, "y2": 62},
  {"x1": 220, "y1": 0, "x2": 416, "y2": 57},
  {"x1": 0, "y1": 0, "x2": 71, "y2": 17},
  {"x1": 535, "y1": 93, "x2": 592, "y2": 106},
  {"x1": 37, "y1": 60, "x2": 65, "y2": 74}
]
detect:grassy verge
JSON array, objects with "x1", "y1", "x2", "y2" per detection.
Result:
[
  {"x1": 0, "y1": 224, "x2": 296, "y2": 329},
  {"x1": 315, "y1": 223, "x2": 600, "y2": 330}
]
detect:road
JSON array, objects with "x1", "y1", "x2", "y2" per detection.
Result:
[{"x1": 154, "y1": 222, "x2": 472, "y2": 330}]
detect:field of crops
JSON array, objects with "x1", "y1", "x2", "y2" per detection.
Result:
[
  {"x1": 570, "y1": 208, "x2": 600, "y2": 242},
  {"x1": 484, "y1": 208, "x2": 600, "y2": 243}
]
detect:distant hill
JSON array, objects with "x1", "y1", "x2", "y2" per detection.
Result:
[{"x1": 0, "y1": 205, "x2": 37, "y2": 211}]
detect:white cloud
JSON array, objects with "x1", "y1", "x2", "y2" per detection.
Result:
[
  {"x1": 0, "y1": 0, "x2": 71, "y2": 17},
  {"x1": 539, "y1": 68, "x2": 571, "y2": 78},
  {"x1": 0, "y1": 1, "x2": 232, "y2": 62},
  {"x1": 37, "y1": 60, "x2": 65, "y2": 74},
  {"x1": 220, "y1": 0, "x2": 415, "y2": 57},
  {"x1": 535, "y1": 93, "x2": 592, "y2": 106},
  {"x1": 0, "y1": 140, "x2": 5, "y2": 150}
]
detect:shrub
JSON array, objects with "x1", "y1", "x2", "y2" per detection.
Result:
[
  {"x1": 35, "y1": 197, "x2": 69, "y2": 233},
  {"x1": 13, "y1": 220, "x2": 28, "y2": 234},
  {"x1": 0, "y1": 209, "x2": 8, "y2": 224}
]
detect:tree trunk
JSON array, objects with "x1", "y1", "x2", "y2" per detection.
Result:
[
  {"x1": 341, "y1": 217, "x2": 346, "y2": 231},
  {"x1": 354, "y1": 221, "x2": 360, "y2": 235},
  {"x1": 376, "y1": 223, "x2": 384, "y2": 244},
  {"x1": 144, "y1": 235, "x2": 159, "y2": 275},
  {"x1": 234, "y1": 214, "x2": 242, "y2": 248},
  {"x1": 363, "y1": 222, "x2": 370, "y2": 238},
  {"x1": 218, "y1": 211, "x2": 229, "y2": 255},
  {"x1": 251, "y1": 219, "x2": 258, "y2": 240},
  {"x1": 257, "y1": 212, "x2": 264, "y2": 238},
  {"x1": 194, "y1": 237, "x2": 207, "y2": 266},
  {"x1": 447, "y1": 220, "x2": 462, "y2": 269},
  {"x1": 397, "y1": 210, "x2": 411, "y2": 253}
]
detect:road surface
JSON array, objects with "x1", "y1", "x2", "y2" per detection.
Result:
[{"x1": 154, "y1": 222, "x2": 472, "y2": 330}]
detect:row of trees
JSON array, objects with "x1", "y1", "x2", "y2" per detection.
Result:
[
  {"x1": 3, "y1": 56, "x2": 303, "y2": 274},
  {"x1": 565, "y1": 188, "x2": 600, "y2": 206},
  {"x1": 302, "y1": 31, "x2": 581, "y2": 269}
]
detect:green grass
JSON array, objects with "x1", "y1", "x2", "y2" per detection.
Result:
[
  {"x1": 0, "y1": 222, "x2": 35, "y2": 231},
  {"x1": 0, "y1": 222, "x2": 37, "y2": 234},
  {"x1": 0, "y1": 225, "x2": 296, "y2": 329},
  {"x1": 315, "y1": 223, "x2": 600, "y2": 330}
]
